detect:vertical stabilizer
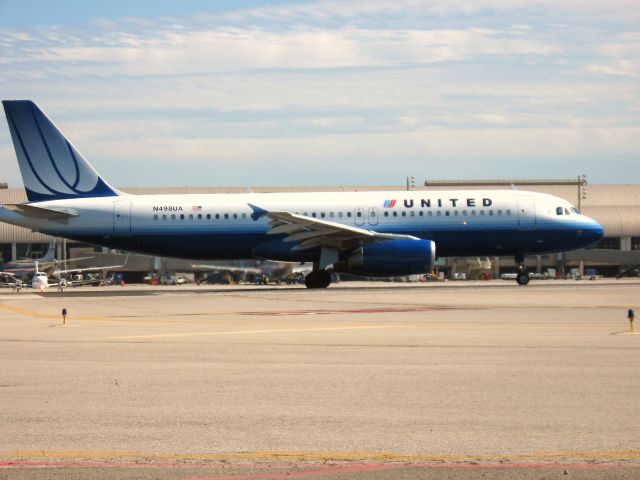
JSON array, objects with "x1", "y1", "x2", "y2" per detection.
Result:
[
  {"x1": 2, "y1": 100, "x2": 120, "y2": 202},
  {"x1": 42, "y1": 238, "x2": 56, "y2": 262}
]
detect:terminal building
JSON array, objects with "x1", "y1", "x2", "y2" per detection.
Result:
[{"x1": 1, "y1": 182, "x2": 639, "y2": 279}]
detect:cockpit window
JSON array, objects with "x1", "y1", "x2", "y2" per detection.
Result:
[
  {"x1": 564, "y1": 208, "x2": 571, "y2": 215},
  {"x1": 571, "y1": 207, "x2": 580, "y2": 215},
  {"x1": 556, "y1": 207, "x2": 563, "y2": 215}
]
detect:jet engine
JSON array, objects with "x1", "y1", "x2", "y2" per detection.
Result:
[{"x1": 335, "y1": 239, "x2": 436, "y2": 277}]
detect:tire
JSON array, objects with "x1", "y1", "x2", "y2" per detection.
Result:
[
  {"x1": 305, "y1": 270, "x2": 332, "y2": 289},
  {"x1": 516, "y1": 272, "x2": 530, "y2": 286}
]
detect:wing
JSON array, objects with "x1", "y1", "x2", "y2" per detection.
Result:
[
  {"x1": 54, "y1": 255, "x2": 128, "y2": 276},
  {"x1": 189, "y1": 263, "x2": 262, "y2": 275},
  {"x1": 54, "y1": 265, "x2": 124, "y2": 276},
  {"x1": 0, "y1": 273, "x2": 23, "y2": 289},
  {"x1": 249, "y1": 204, "x2": 419, "y2": 251}
]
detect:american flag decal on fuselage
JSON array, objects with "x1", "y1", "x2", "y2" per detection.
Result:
[{"x1": 383, "y1": 199, "x2": 397, "y2": 208}]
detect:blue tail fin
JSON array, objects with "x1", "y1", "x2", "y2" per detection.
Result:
[{"x1": 2, "y1": 100, "x2": 119, "y2": 202}]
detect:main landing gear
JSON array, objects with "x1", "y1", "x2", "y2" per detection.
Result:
[
  {"x1": 304, "y1": 269, "x2": 331, "y2": 289},
  {"x1": 515, "y1": 254, "x2": 530, "y2": 286}
]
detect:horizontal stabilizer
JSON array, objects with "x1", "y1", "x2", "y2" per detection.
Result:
[{"x1": 3, "y1": 203, "x2": 78, "y2": 219}]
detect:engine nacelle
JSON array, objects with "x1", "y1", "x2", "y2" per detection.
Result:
[{"x1": 335, "y1": 239, "x2": 436, "y2": 277}]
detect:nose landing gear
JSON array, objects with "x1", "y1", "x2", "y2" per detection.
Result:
[
  {"x1": 516, "y1": 270, "x2": 530, "y2": 286},
  {"x1": 514, "y1": 254, "x2": 530, "y2": 286}
]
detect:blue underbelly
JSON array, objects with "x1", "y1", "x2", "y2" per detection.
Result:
[{"x1": 65, "y1": 225, "x2": 599, "y2": 261}]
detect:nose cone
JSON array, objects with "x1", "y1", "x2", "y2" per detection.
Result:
[{"x1": 581, "y1": 217, "x2": 605, "y2": 247}]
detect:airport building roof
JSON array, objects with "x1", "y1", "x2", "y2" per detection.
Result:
[{"x1": 0, "y1": 184, "x2": 639, "y2": 242}]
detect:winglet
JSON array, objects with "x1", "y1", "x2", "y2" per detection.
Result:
[{"x1": 247, "y1": 203, "x2": 268, "y2": 221}]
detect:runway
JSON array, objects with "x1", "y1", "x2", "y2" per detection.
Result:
[{"x1": 0, "y1": 280, "x2": 639, "y2": 479}]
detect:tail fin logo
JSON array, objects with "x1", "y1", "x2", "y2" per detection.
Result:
[
  {"x1": 2, "y1": 100, "x2": 118, "y2": 202},
  {"x1": 383, "y1": 199, "x2": 397, "y2": 208}
]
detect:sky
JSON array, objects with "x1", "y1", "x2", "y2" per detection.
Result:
[{"x1": 0, "y1": 0, "x2": 639, "y2": 187}]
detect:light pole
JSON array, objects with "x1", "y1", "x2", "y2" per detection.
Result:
[{"x1": 577, "y1": 174, "x2": 587, "y2": 211}]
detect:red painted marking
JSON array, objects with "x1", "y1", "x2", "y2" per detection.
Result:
[{"x1": 411, "y1": 462, "x2": 636, "y2": 470}]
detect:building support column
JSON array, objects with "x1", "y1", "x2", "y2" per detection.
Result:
[{"x1": 11, "y1": 242, "x2": 16, "y2": 261}]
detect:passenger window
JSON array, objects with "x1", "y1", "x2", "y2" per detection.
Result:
[
  {"x1": 357, "y1": 211, "x2": 362, "y2": 217},
  {"x1": 171, "y1": 214, "x2": 176, "y2": 220},
  {"x1": 419, "y1": 211, "x2": 424, "y2": 216},
  {"x1": 556, "y1": 207, "x2": 563, "y2": 215},
  {"x1": 488, "y1": 210, "x2": 493, "y2": 216},
  {"x1": 162, "y1": 214, "x2": 167, "y2": 220},
  {"x1": 445, "y1": 211, "x2": 450, "y2": 216},
  {"x1": 198, "y1": 214, "x2": 202, "y2": 219},
  {"x1": 437, "y1": 211, "x2": 442, "y2": 216},
  {"x1": 189, "y1": 214, "x2": 194, "y2": 220},
  {"x1": 454, "y1": 211, "x2": 459, "y2": 216},
  {"x1": 462, "y1": 210, "x2": 467, "y2": 216},
  {"x1": 338, "y1": 212, "x2": 343, "y2": 218},
  {"x1": 224, "y1": 213, "x2": 229, "y2": 219},
  {"x1": 428, "y1": 211, "x2": 432, "y2": 217},
  {"x1": 384, "y1": 211, "x2": 389, "y2": 217},
  {"x1": 233, "y1": 213, "x2": 238, "y2": 219},
  {"x1": 320, "y1": 213, "x2": 325, "y2": 218},
  {"x1": 497, "y1": 210, "x2": 502, "y2": 216},
  {"x1": 410, "y1": 211, "x2": 415, "y2": 217},
  {"x1": 471, "y1": 211, "x2": 476, "y2": 216},
  {"x1": 215, "y1": 214, "x2": 220, "y2": 219},
  {"x1": 393, "y1": 211, "x2": 398, "y2": 217},
  {"x1": 329, "y1": 212, "x2": 334, "y2": 218},
  {"x1": 312, "y1": 213, "x2": 317, "y2": 217},
  {"x1": 242, "y1": 213, "x2": 247, "y2": 219},
  {"x1": 180, "y1": 214, "x2": 185, "y2": 220},
  {"x1": 401, "y1": 211, "x2": 406, "y2": 217},
  {"x1": 206, "y1": 214, "x2": 211, "y2": 219},
  {"x1": 153, "y1": 214, "x2": 158, "y2": 220},
  {"x1": 507, "y1": 209, "x2": 511, "y2": 215},
  {"x1": 480, "y1": 210, "x2": 485, "y2": 216},
  {"x1": 347, "y1": 212, "x2": 352, "y2": 217}
]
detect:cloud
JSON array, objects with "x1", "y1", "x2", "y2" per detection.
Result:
[{"x1": 0, "y1": 0, "x2": 639, "y2": 185}]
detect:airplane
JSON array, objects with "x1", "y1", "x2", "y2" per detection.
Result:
[
  {"x1": 1, "y1": 237, "x2": 97, "y2": 279},
  {"x1": 1, "y1": 237, "x2": 57, "y2": 278},
  {"x1": 0, "y1": 100, "x2": 605, "y2": 288},
  {"x1": 1, "y1": 235, "x2": 122, "y2": 287},
  {"x1": 0, "y1": 272, "x2": 23, "y2": 291},
  {"x1": 31, "y1": 262, "x2": 49, "y2": 290}
]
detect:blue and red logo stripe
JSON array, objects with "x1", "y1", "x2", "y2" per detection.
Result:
[{"x1": 383, "y1": 199, "x2": 397, "y2": 208}]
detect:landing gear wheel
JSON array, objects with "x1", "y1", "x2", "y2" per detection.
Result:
[
  {"x1": 516, "y1": 272, "x2": 530, "y2": 286},
  {"x1": 304, "y1": 270, "x2": 332, "y2": 289}
]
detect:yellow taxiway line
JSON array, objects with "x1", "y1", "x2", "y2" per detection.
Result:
[
  {"x1": 2, "y1": 449, "x2": 639, "y2": 463},
  {"x1": 111, "y1": 324, "x2": 401, "y2": 339}
]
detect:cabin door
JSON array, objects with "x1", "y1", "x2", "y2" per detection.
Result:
[{"x1": 517, "y1": 196, "x2": 536, "y2": 229}]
